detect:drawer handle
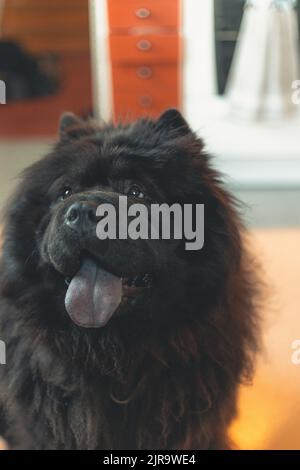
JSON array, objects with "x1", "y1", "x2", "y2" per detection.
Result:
[
  {"x1": 136, "y1": 39, "x2": 152, "y2": 51},
  {"x1": 138, "y1": 95, "x2": 153, "y2": 107},
  {"x1": 135, "y1": 8, "x2": 151, "y2": 19},
  {"x1": 137, "y1": 66, "x2": 152, "y2": 79}
]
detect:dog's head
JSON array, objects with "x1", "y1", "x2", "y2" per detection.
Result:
[{"x1": 1, "y1": 110, "x2": 241, "y2": 333}]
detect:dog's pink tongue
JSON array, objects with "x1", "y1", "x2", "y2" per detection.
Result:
[{"x1": 65, "y1": 258, "x2": 122, "y2": 328}]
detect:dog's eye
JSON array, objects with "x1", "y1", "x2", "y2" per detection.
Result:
[
  {"x1": 127, "y1": 185, "x2": 145, "y2": 199},
  {"x1": 60, "y1": 186, "x2": 72, "y2": 200}
]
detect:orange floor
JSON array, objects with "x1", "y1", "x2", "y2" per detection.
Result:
[{"x1": 231, "y1": 229, "x2": 300, "y2": 450}]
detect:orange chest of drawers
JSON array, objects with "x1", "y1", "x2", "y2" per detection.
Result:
[{"x1": 107, "y1": 0, "x2": 181, "y2": 121}]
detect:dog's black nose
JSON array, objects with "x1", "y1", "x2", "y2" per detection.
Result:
[{"x1": 65, "y1": 201, "x2": 97, "y2": 230}]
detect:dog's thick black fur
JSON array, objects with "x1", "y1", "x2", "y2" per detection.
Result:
[{"x1": 0, "y1": 110, "x2": 260, "y2": 449}]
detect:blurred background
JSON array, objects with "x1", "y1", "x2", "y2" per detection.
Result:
[{"x1": 0, "y1": 0, "x2": 300, "y2": 450}]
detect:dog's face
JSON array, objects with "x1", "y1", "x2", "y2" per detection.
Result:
[
  {"x1": 1, "y1": 109, "x2": 239, "y2": 335},
  {"x1": 39, "y1": 111, "x2": 190, "y2": 329}
]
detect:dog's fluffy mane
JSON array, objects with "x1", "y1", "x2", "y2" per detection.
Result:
[{"x1": 0, "y1": 112, "x2": 261, "y2": 449}]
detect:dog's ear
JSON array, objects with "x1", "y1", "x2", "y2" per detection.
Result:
[
  {"x1": 156, "y1": 109, "x2": 192, "y2": 137},
  {"x1": 59, "y1": 112, "x2": 82, "y2": 135},
  {"x1": 59, "y1": 112, "x2": 96, "y2": 142}
]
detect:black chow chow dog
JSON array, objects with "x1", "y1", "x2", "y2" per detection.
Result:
[{"x1": 0, "y1": 109, "x2": 260, "y2": 449}]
